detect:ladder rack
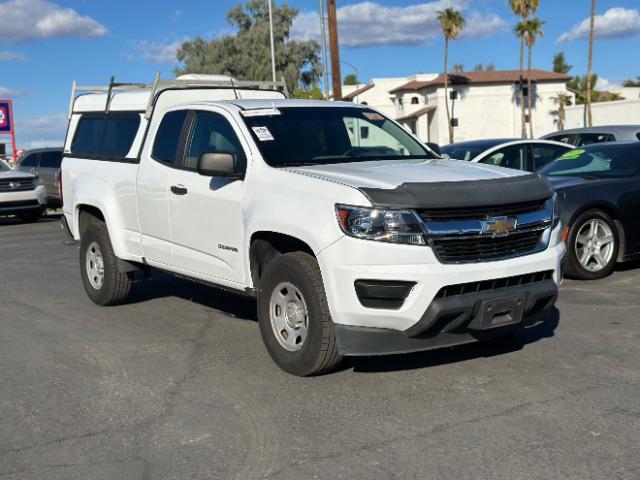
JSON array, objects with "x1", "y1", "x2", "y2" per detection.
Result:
[{"x1": 68, "y1": 72, "x2": 289, "y2": 120}]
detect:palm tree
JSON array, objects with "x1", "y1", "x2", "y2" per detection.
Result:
[
  {"x1": 516, "y1": 18, "x2": 545, "y2": 138},
  {"x1": 437, "y1": 7, "x2": 466, "y2": 144},
  {"x1": 509, "y1": 0, "x2": 540, "y2": 138},
  {"x1": 551, "y1": 92, "x2": 572, "y2": 131},
  {"x1": 586, "y1": 0, "x2": 596, "y2": 127}
]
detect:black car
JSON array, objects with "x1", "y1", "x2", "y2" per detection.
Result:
[{"x1": 540, "y1": 142, "x2": 640, "y2": 280}]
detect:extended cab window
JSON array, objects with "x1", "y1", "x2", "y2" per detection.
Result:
[
  {"x1": 152, "y1": 110, "x2": 189, "y2": 165},
  {"x1": 183, "y1": 112, "x2": 244, "y2": 170},
  {"x1": 72, "y1": 113, "x2": 140, "y2": 158}
]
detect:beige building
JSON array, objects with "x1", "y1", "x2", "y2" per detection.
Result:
[{"x1": 342, "y1": 70, "x2": 574, "y2": 146}]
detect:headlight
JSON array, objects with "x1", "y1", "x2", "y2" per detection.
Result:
[
  {"x1": 336, "y1": 204, "x2": 425, "y2": 245},
  {"x1": 551, "y1": 192, "x2": 560, "y2": 228}
]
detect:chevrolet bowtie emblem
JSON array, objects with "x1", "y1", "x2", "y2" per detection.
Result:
[
  {"x1": 481, "y1": 216, "x2": 518, "y2": 236},
  {"x1": 8, "y1": 182, "x2": 20, "y2": 189}
]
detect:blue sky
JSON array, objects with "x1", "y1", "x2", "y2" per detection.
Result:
[{"x1": 0, "y1": 0, "x2": 639, "y2": 149}]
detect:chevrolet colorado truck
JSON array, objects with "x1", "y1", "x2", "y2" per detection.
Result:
[{"x1": 61, "y1": 75, "x2": 565, "y2": 376}]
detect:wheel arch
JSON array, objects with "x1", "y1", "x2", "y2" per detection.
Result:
[{"x1": 249, "y1": 231, "x2": 316, "y2": 289}]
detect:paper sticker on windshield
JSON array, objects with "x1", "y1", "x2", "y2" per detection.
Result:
[
  {"x1": 252, "y1": 126, "x2": 274, "y2": 141},
  {"x1": 362, "y1": 112, "x2": 384, "y2": 121},
  {"x1": 241, "y1": 108, "x2": 281, "y2": 117},
  {"x1": 558, "y1": 149, "x2": 585, "y2": 160}
]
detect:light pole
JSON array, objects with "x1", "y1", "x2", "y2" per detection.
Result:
[
  {"x1": 268, "y1": 0, "x2": 277, "y2": 86},
  {"x1": 319, "y1": 0, "x2": 330, "y2": 99}
]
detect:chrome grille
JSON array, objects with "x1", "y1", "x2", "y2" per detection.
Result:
[
  {"x1": 0, "y1": 178, "x2": 37, "y2": 192},
  {"x1": 431, "y1": 230, "x2": 544, "y2": 263},
  {"x1": 421, "y1": 197, "x2": 553, "y2": 264}
]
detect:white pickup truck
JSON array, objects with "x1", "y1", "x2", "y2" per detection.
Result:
[{"x1": 61, "y1": 75, "x2": 565, "y2": 376}]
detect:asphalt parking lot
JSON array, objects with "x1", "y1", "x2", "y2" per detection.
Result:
[{"x1": 1, "y1": 215, "x2": 639, "y2": 480}]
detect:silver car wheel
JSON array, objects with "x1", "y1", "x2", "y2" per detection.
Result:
[
  {"x1": 86, "y1": 241, "x2": 105, "y2": 290},
  {"x1": 575, "y1": 219, "x2": 615, "y2": 272},
  {"x1": 269, "y1": 281, "x2": 309, "y2": 352}
]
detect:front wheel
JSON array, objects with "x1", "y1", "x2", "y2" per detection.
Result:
[
  {"x1": 257, "y1": 251, "x2": 343, "y2": 376},
  {"x1": 80, "y1": 222, "x2": 133, "y2": 305},
  {"x1": 565, "y1": 210, "x2": 619, "y2": 280}
]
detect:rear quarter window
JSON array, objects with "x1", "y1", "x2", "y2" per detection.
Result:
[{"x1": 71, "y1": 113, "x2": 141, "y2": 159}]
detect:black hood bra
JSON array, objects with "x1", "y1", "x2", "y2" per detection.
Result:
[{"x1": 359, "y1": 174, "x2": 554, "y2": 210}]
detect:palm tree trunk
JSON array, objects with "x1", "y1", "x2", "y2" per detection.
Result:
[
  {"x1": 558, "y1": 104, "x2": 565, "y2": 131},
  {"x1": 519, "y1": 36, "x2": 527, "y2": 138},
  {"x1": 527, "y1": 43, "x2": 534, "y2": 139},
  {"x1": 444, "y1": 38, "x2": 453, "y2": 144},
  {"x1": 586, "y1": 0, "x2": 595, "y2": 127}
]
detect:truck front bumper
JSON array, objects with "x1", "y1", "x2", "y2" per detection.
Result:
[
  {"x1": 334, "y1": 278, "x2": 557, "y2": 356},
  {"x1": 0, "y1": 185, "x2": 47, "y2": 216},
  {"x1": 317, "y1": 225, "x2": 565, "y2": 355}
]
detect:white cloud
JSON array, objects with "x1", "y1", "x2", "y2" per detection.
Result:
[
  {"x1": 170, "y1": 9, "x2": 183, "y2": 22},
  {"x1": 291, "y1": 0, "x2": 508, "y2": 48},
  {"x1": 0, "y1": 51, "x2": 26, "y2": 61},
  {"x1": 557, "y1": 8, "x2": 640, "y2": 43},
  {"x1": 0, "y1": 0, "x2": 107, "y2": 44},
  {"x1": 125, "y1": 39, "x2": 184, "y2": 64},
  {"x1": 15, "y1": 113, "x2": 67, "y2": 149},
  {"x1": 0, "y1": 86, "x2": 27, "y2": 97},
  {"x1": 595, "y1": 77, "x2": 623, "y2": 92}
]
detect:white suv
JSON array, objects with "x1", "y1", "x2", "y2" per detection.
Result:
[
  {"x1": 0, "y1": 160, "x2": 46, "y2": 222},
  {"x1": 61, "y1": 75, "x2": 565, "y2": 375}
]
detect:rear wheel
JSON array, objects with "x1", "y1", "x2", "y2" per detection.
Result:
[
  {"x1": 566, "y1": 210, "x2": 619, "y2": 280},
  {"x1": 80, "y1": 222, "x2": 133, "y2": 305},
  {"x1": 257, "y1": 251, "x2": 342, "y2": 376}
]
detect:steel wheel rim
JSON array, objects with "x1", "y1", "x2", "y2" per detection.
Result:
[
  {"x1": 86, "y1": 241, "x2": 105, "y2": 290},
  {"x1": 575, "y1": 219, "x2": 615, "y2": 272},
  {"x1": 269, "y1": 281, "x2": 309, "y2": 352}
]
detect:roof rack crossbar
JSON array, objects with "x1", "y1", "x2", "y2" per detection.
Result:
[{"x1": 68, "y1": 72, "x2": 289, "y2": 119}]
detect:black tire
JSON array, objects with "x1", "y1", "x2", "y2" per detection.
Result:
[
  {"x1": 79, "y1": 222, "x2": 133, "y2": 306},
  {"x1": 18, "y1": 210, "x2": 42, "y2": 223},
  {"x1": 257, "y1": 251, "x2": 342, "y2": 376},
  {"x1": 565, "y1": 209, "x2": 619, "y2": 280}
]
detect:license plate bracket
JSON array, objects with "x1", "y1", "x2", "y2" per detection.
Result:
[{"x1": 477, "y1": 295, "x2": 526, "y2": 329}]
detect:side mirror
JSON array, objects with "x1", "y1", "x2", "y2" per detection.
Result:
[{"x1": 197, "y1": 152, "x2": 245, "y2": 179}]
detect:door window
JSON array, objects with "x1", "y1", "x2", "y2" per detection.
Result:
[
  {"x1": 481, "y1": 144, "x2": 528, "y2": 171},
  {"x1": 39, "y1": 151, "x2": 63, "y2": 168},
  {"x1": 183, "y1": 112, "x2": 244, "y2": 171},
  {"x1": 576, "y1": 133, "x2": 615, "y2": 146},
  {"x1": 19, "y1": 153, "x2": 39, "y2": 168},
  {"x1": 531, "y1": 144, "x2": 572, "y2": 170},
  {"x1": 152, "y1": 110, "x2": 189, "y2": 165}
]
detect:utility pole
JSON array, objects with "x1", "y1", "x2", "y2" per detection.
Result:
[
  {"x1": 319, "y1": 0, "x2": 330, "y2": 99},
  {"x1": 268, "y1": 0, "x2": 277, "y2": 86},
  {"x1": 326, "y1": 0, "x2": 342, "y2": 100}
]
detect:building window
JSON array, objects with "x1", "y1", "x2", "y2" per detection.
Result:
[
  {"x1": 449, "y1": 91, "x2": 458, "y2": 100},
  {"x1": 360, "y1": 126, "x2": 370, "y2": 139},
  {"x1": 411, "y1": 96, "x2": 419, "y2": 104},
  {"x1": 525, "y1": 114, "x2": 531, "y2": 123},
  {"x1": 450, "y1": 118, "x2": 459, "y2": 127},
  {"x1": 361, "y1": 101, "x2": 368, "y2": 105},
  {"x1": 522, "y1": 86, "x2": 529, "y2": 97},
  {"x1": 397, "y1": 97, "x2": 403, "y2": 106}
]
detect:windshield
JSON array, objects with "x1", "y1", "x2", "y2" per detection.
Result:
[
  {"x1": 540, "y1": 144, "x2": 640, "y2": 178},
  {"x1": 241, "y1": 106, "x2": 433, "y2": 167}
]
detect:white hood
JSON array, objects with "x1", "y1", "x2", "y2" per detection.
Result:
[{"x1": 286, "y1": 159, "x2": 527, "y2": 190}]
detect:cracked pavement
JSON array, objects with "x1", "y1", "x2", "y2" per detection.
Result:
[{"x1": 1, "y1": 216, "x2": 639, "y2": 479}]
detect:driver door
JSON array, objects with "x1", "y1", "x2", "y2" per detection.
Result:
[{"x1": 168, "y1": 109, "x2": 247, "y2": 285}]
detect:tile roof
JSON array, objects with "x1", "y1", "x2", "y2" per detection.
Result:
[
  {"x1": 396, "y1": 105, "x2": 436, "y2": 122},
  {"x1": 342, "y1": 83, "x2": 375, "y2": 100},
  {"x1": 389, "y1": 70, "x2": 572, "y2": 93}
]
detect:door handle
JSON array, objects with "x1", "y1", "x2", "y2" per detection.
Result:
[{"x1": 170, "y1": 185, "x2": 188, "y2": 196}]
